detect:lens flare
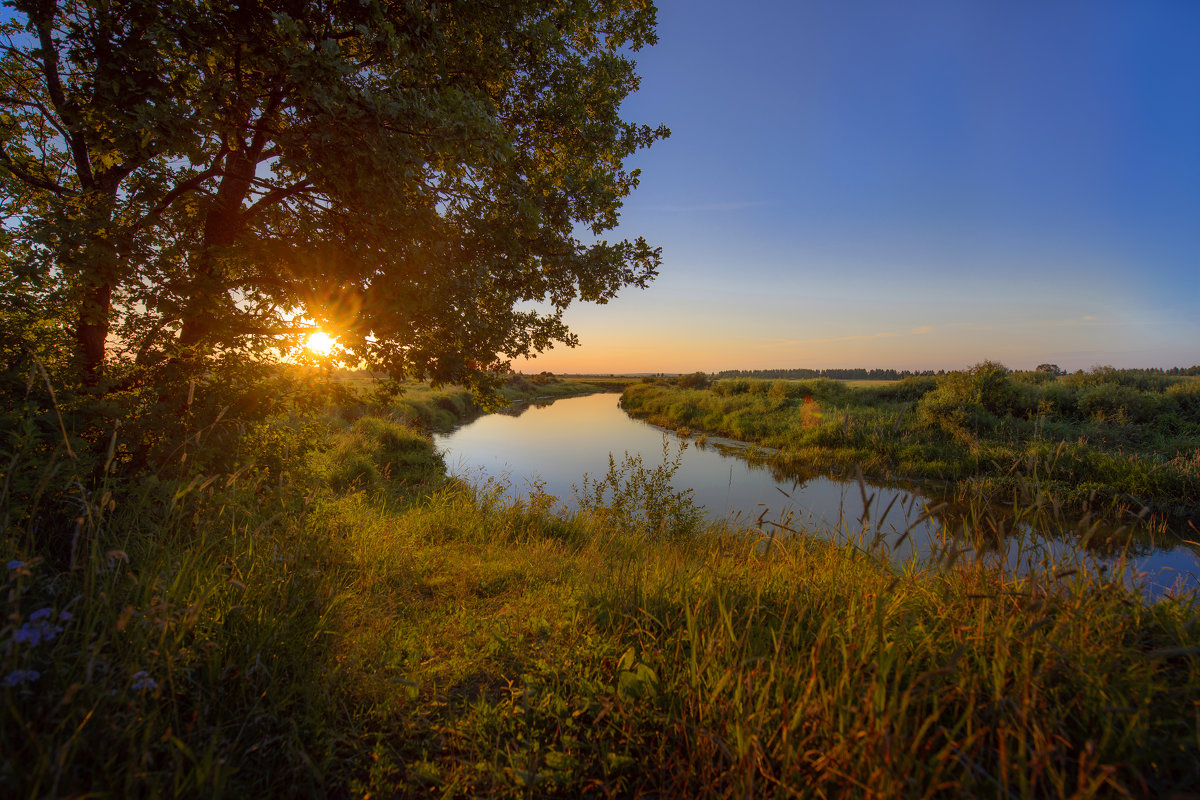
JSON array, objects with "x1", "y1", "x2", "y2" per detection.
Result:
[{"x1": 306, "y1": 331, "x2": 336, "y2": 356}]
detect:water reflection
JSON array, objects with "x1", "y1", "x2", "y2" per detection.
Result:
[{"x1": 434, "y1": 393, "x2": 1199, "y2": 600}]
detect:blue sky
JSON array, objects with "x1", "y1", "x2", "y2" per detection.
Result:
[{"x1": 520, "y1": 0, "x2": 1200, "y2": 373}]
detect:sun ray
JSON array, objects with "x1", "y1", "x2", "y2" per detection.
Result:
[{"x1": 306, "y1": 331, "x2": 336, "y2": 356}]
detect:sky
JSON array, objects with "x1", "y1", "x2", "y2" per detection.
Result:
[{"x1": 517, "y1": 0, "x2": 1200, "y2": 375}]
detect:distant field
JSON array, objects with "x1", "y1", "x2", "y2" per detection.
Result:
[
  {"x1": 838, "y1": 378, "x2": 900, "y2": 387},
  {"x1": 559, "y1": 374, "x2": 640, "y2": 390}
]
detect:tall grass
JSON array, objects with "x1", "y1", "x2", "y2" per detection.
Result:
[{"x1": 2, "y1": 372, "x2": 1198, "y2": 797}]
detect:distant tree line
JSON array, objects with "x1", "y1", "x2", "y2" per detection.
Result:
[
  {"x1": 716, "y1": 368, "x2": 942, "y2": 381},
  {"x1": 716, "y1": 366, "x2": 1200, "y2": 380}
]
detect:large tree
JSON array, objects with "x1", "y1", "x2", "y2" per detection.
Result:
[{"x1": 1, "y1": 0, "x2": 667, "y2": 392}]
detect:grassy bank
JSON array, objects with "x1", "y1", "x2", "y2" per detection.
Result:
[
  {"x1": 620, "y1": 366, "x2": 1200, "y2": 521},
  {"x1": 3, "y1": 377, "x2": 1199, "y2": 797},
  {"x1": 321, "y1": 372, "x2": 605, "y2": 433}
]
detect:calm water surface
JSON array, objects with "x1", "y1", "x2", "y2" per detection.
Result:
[{"x1": 435, "y1": 393, "x2": 1199, "y2": 599}]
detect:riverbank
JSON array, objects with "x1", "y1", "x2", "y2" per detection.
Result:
[
  {"x1": 3, "y1": 380, "x2": 1199, "y2": 797},
  {"x1": 370, "y1": 374, "x2": 608, "y2": 432},
  {"x1": 619, "y1": 366, "x2": 1200, "y2": 523}
]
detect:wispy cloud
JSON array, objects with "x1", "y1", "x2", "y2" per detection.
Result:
[
  {"x1": 655, "y1": 200, "x2": 766, "y2": 213},
  {"x1": 911, "y1": 325, "x2": 934, "y2": 335}
]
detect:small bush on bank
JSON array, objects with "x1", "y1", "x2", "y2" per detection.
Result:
[
  {"x1": 1168, "y1": 379, "x2": 1200, "y2": 421},
  {"x1": 712, "y1": 378, "x2": 750, "y2": 395},
  {"x1": 675, "y1": 371, "x2": 711, "y2": 390},
  {"x1": 869, "y1": 375, "x2": 939, "y2": 402},
  {"x1": 1061, "y1": 365, "x2": 1183, "y2": 393},
  {"x1": 1078, "y1": 382, "x2": 1171, "y2": 424}
]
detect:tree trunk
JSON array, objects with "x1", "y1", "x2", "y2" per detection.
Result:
[
  {"x1": 178, "y1": 147, "x2": 257, "y2": 350},
  {"x1": 75, "y1": 280, "x2": 113, "y2": 385}
]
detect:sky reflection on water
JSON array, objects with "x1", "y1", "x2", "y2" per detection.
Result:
[{"x1": 435, "y1": 393, "x2": 1198, "y2": 600}]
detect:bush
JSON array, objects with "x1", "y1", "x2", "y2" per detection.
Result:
[
  {"x1": 1039, "y1": 382, "x2": 1081, "y2": 419},
  {"x1": 768, "y1": 380, "x2": 799, "y2": 407},
  {"x1": 1061, "y1": 366, "x2": 1179, "y2": 393},
  {"x1": 1078, "y1": 384, "x2": 1170, "y2": 424},
  {"x1": 966, "y1": 361, "x2": 1015, "y2": 414},
  {"x1": 712, "y1": 378, "x2": 750, "y2": 396},
  {"x1": 871, "y1": 376, "x2": 938, "y2": 402},
  {"x1": 917, "y1": 362, "x2": 1015, "y2": 431},
  {"x1": 505, "y1": 375, "x2": 536, "y2": 394},
  {"x1": 1011, "y1": 369, "x2": 1057, "y2": 386},
  {"x1": 1167, "y1": 380, "x2": 1200, "y2": 421},
  {"x1": 675, "y1": 372, "x2": 711, "y2": 390}
]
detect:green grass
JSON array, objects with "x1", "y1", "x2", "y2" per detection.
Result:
[
  {"x1": 619, "y1": 367, "x2": 1200, "y2": 522},
  {"x1": 3, "y1": 379, "x2": 1199, "y2": 797}
]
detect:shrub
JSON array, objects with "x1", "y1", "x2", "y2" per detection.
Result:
[
  {"x1": 505, "y1": 375, "x2": 536, "y2": 394},
  {"x1": 967, "y1": 361, "x2": 1015, "y2": 414},
  {"x1": 1061, "y1": 366, "x2": 1178, "y2": 393},
  {"x1": 676, "y1": 371, "x2": 711, "y2": 390},
  {"x1": 917, "y1": 362, "x2": 1015, "y2": 431},
  {"x1": 768, "y1": 380, "x2": 798, "y2": 406},
  {"x1": 1039, "y1": 382, "x2": 1081, "y2": 419},
  {"x1": 872, "y1": 376, "x2": 938, "y2": 402},
  {"x1": 1167, "y1": 380, "x2": 1200, "y2": 421},
  {"x1": 1011, "y1": 369, "x2": 1057, "y2": 386},
  {"x1": 712, "y1": 378, "x2": 750, "y2": 396},
  {"x1": 573, "y1": 438, "x2": 701, "y2": 539},
  {"x1": 668, "y1": 401, "x2": 701, "y2": 425},
  {"x1": 1078, "y1": 384, "x2": 1170, "y2": 424}
]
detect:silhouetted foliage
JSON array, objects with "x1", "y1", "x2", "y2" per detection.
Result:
[{"x1": 1, "y1": 0, "x2": 667, "y2": 396}]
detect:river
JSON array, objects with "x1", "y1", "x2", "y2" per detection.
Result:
[{"x1": 434, "y1": 392, "x2": 1199, "y2": 600}]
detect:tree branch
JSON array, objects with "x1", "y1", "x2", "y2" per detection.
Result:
[
  {"x1": 241, "y1": 179, "x2": 316, "y2": 222},
  {"x1": 0, "y1": 146, "x2": 70, "y2": 193},
  {"x1": 131, "y1": 162, "x2": 225, "y2": 233},
  {"x1": 29, "y1": 9, "x2": 95, "y2": 189}
]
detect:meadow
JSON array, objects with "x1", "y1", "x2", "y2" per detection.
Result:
[
  {"x1": 3, "y1": 366, "x2": 1199, "y2": 798},
  {"x1": 620, "y1": 364, "x2": 1200, "y2": 524}
]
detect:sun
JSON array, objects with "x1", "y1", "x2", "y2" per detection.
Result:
[{"x1": 306, "y1": 330, "x2": 337, "y2": 356}]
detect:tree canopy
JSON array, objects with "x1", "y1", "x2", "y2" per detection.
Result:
[{"x1": 1, "y1": 0, "x2": 667, "y2": 393}]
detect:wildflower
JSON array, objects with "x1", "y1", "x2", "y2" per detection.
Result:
[
  {"x1": 7, "y1": 560, "x2": 26, "y2": 570},
  {"x1": 3, "y1": 669, "x2": 40, "y2": 687},
  {"x1": 13, "y1": 608, "x2": 65, "y2": 646},
  {"x1": 130, "y1": 671, "x2": 158, "y2": 691}
]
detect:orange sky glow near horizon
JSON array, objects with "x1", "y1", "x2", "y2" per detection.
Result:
[{"x1": 515, "y1": 0, "x2": 1200, "y2": 375}]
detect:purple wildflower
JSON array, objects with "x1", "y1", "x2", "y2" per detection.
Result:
[
  {"x1": 13, "y1": 608, "x2": 64, "y2": 646},
  {"x1": 3, "y1": 669, "x2": 40, "y2": 687},
  {"x1": 130, "y1": 671, "x2": 158, "y2": 691}
]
